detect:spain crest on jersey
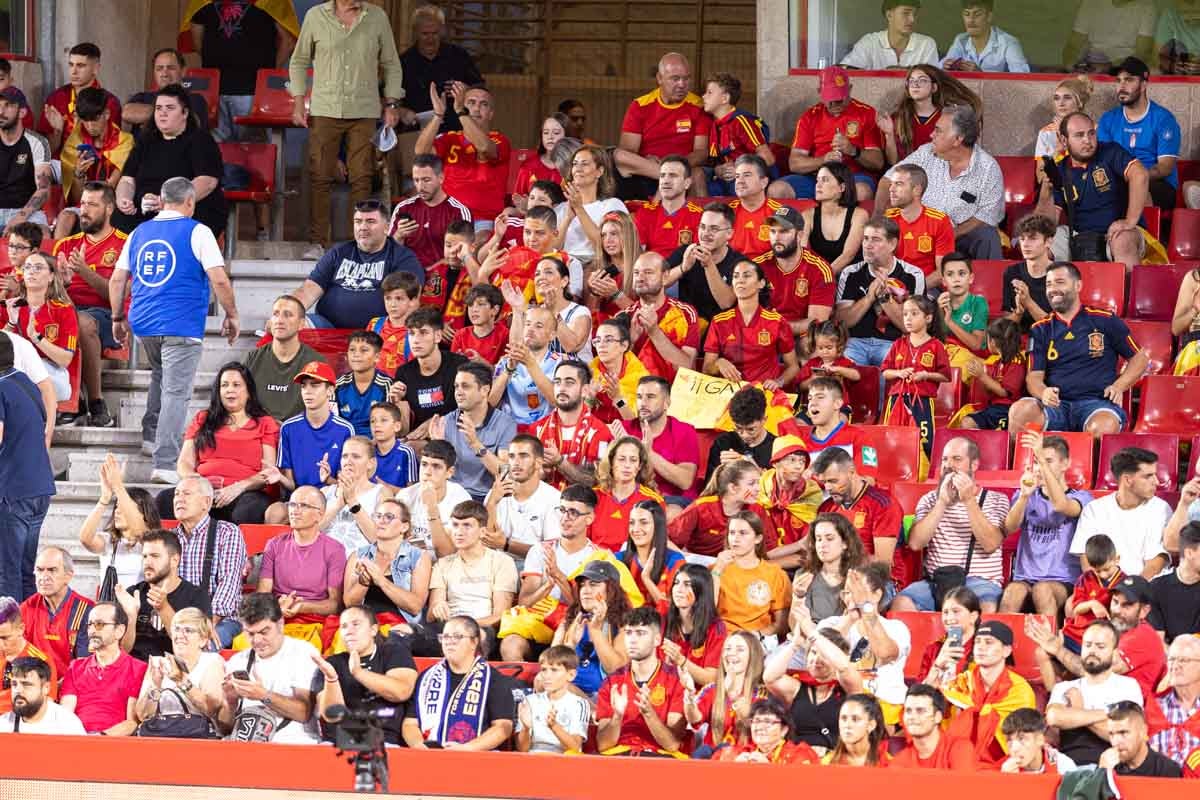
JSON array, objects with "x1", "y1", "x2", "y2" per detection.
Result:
[
  {"x1": 920, "y1": 351, "x2": 934, "y2": 368},
  {"x1": 679, "y1": 228, "x2": 693, "y2": 245},
  {"x1": 845, "y1": 121, "x2": 860, "y2": 138},
  {"x1": 795, "y1": 278, "x2": 809, "y2": 297},
  {"x1": 917, "y1": 234, "x2": 933, "y2": 253},
  {"x1": 758, "y1": 330, "x2": 771, "y2": 346},
  {"x1": 1088, "y1": 330, "x2": 1105, "y2": 357}
]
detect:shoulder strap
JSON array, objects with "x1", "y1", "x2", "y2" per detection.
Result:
[
  {"x1": 200, "y1": 519, "x2": 219, "y2": 598},
  {"x1": 5, "y1": 369, "x2": 46, "y2": 422},
  {"x1": 963, "y1": 489, "x2": 987, "y2": 574}
]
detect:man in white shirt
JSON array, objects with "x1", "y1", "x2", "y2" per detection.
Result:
[
  {"x1": 1046, "y1": 620, "x2": 1143, "y2": 765},
  {"x1": 484, "y1": 434, "x2": 561, "y2": 572},
  {"x1": 0, "y1": 656, "x2": 85, "y2": 734},
  {"x1": 218, "y1": 593, "x2": 319, "y2": 744},
  {"x1": 840, "y1": 0, "x2": 939, "y2": 70},
  {"x1": 1071, "y1": 446, "x2": 1171, "y2": 579},
  {"x1": 398, "y1": 439, "x2": 471, "y2": 557}
]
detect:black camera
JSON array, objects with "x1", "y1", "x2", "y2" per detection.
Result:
[{"x1": 326, "y1": 705, "x2": 392, "y2": 793}]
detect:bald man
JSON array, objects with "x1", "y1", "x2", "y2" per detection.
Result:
[
  {"x1": 614, "y1": 53, "x2": 712, "y2": 200},
  {"x1": 256, "y1": 485, "x2": 345, "y2": 623}
]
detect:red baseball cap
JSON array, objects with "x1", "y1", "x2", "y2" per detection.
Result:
[
  {"x1": 293, "y1": 360, "x2": 336, "y2": 385},
  {"x1": 819, "y1": 66, "x2": 851, "y2": 103}
]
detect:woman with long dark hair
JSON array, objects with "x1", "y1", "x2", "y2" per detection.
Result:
[
  {"x1": 662, "y1": 563, "x2": 727, "y2": 687},
  {"x1": 701, "y1": 260, "x2": 799, "y2": 390},
  {"x1": 879, "y1": 64, "x2": 981, "y2": 165},
  {"x1": 155, "y1": 361, "x2": 279, "y2": 523},
  {"x1": 799, "y1": 162, "x2": 868, "y2": 275},
  {"x1": 617, "y1": 500, "x2": 684, "y2": 614},
  {"x1": 822, "y1": 693, "x2": 887, "y2": 766},
  {"x1": 512, "y1": 113, "x2": 568, "y2": 211},
  {"x1": 552, "y1": 560, "x2": 632, "y2": 697}
]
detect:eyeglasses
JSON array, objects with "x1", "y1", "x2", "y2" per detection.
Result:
[
  {"x1": 372, "y1": 512, "x2": 400, "y2": 524},
  {"x1": 556, "y1": 506, "x2": 590, "y2": 520},
  {"x1": 21, "y1": 264, "x2": 48, "y2": 274},
  {"x1": 437, "y1": 633, "x2": 477, "y2": 644},
  {"x1": 287, "y1": 501, "x2": 323, "y2": 512},
  {"x1": 697, "y1": 224, "x2": 730, "y2": 234},
  {"x1": 172, "y1": 625, "x2": 202, "y2": 637},
  {"x1": 906, "y1": 78, "x2": 932, "y2": 87},
  {"x1": 6, "y1": 242, "x2": 31, "y2": 252},
  {"x1": 1167, "y1": 656, "x2": 1200, "y2": 666},
  {"x1": 592, "y1": 336, "x2": 623, "y2": 347},
  {"x1": 749, "y1": 717, "x2": 783, "y2": 727},
  {"x1": 86, "y1": 620, "x2": 118, "y2": 630}
]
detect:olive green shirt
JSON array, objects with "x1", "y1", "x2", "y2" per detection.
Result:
[{"x1": 289, "y1": 1, "x2": 404, "y2": 120}]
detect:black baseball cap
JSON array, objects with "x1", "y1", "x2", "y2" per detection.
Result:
[
  {"x1": 575, "y1": 560, "x2": 619, "y2": 584},
  {"x1": 766, "y1": 205, "x2": 804, "y2": 230},
  {"x1": 0, "y1": 87, "x2": 21, "y2": 106},
  {"x1": 1112, "y1": 575, "x2": 1152, "y2": 604},
  {"x1": 974, "y1": 620, "x2": 1014, "y2": 647},
  {"x1": 1110, "y1": 57, "x2": 1150, "y2": 80}
]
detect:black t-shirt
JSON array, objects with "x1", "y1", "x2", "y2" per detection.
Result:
[
  {"x1": 403, "y1": 662, "x2": 517, "y2": 743},
  {"x1": 835, "y1": 259, "x2": 925, "y2": 341},
  {"x1": 1001, "y1": 262, "x2": 1051, "y2": 333},
  {"x1": 0, "y1": 131, "x2": 42, "y2": 210},
  {"x1": 1115, "y1": 747, "x2": 1184, "y2": 778},
  {"x1": 313, "y1": 636, "x2": 418, "y2": 745},
  {"x1": 127, "y1": 90, "x2": 209, "y2": 139},
  {"x1": 393, "y1": 351, "x2": 468, "y2": 428},
  {"x1": 1058, "y1": 726, "x2": 1111, "y2": 766},
  {"x1": 703, "y1": 431, "x2": 775, "y2": 486},
  {"x1": 666, "y1": 245, "x2": 745, "y2": 322},
  {"x1": 122, "y1": 124, "x2": 227, "y2": 235},
  {"x1": 1147, "y1": 571, "x2": 1200, "y2": 644},
  {"x1": 788, "y1": 683, "x2": 845, "y2": 750},
  {"x1": 128, "y1": 577, "x2": 212, "y2": 660},
  {"x1": 400, "y1": 43, "x2": 483, "y2": 133},
  {"x1": 191, "y1": 2, "x2": 280, "y2": 96}
]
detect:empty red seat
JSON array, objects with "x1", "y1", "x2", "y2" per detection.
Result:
[
  {"x1": 1076, "y1": 261, "x2": 1126, "y2": 315},
  {"x1": 1129, "y1": 264, "x2": 1189, "y2": 321},
  {"x1": 845, "y1": 365, "x2": 881, "y2": 425},
  {"x1": 970, "y1": 260, "x2": 1008, "y2": 318},
  {"x1": 1142, "y1": 206, "x2": 1162, "y2": 241},
  {"x1": 933, "y1": 368, "x2": 963, "y2": 427},
  {"x1": 1096, "y1": 432, "x2": 1180, "y2": 491},
  {"x1": 1134, "y1": 374, "x2": 1200, "y2": 435},
  {"x1": 219, "y1": 142, "x2": 277, "y2": 257},
  {"x1": 1013, "y1": 430, "x2": 1095, "y2": 490},
  {"x1": 1188, "y1": 433, "x2": 1200, "y2": 481},
  {"x1": 1123, "y1": 319, "x2": 1174, "y2": 375},
  {"x1": 234, "y1": 67, "x2": 311, "y2": 126},
  {"x1": 930, "y1": 428, "x2": 1010, "y2": 472},
  {"x1": 182, "y1": 67, "x2": 220, "y2": 128},
  {"x1": 890, "y1": 481, "x2": 936, "y2": 516},
  {"x1": 860, "y1": 425, "x2": 921, "y2": 488},
  {"x1": 995, "y1": 156, "x2": 1036, "y2": 205},
  {"x1": 1169, "y1": 208, "x2": 1200, "y2": 262}
]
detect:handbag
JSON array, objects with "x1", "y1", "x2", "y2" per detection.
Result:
[
  {"x1": 925, "y1": 489, "x2": 986, "y2": 610},
  {"x1": 135, "y1": 688, "x2": 220, "y2": 739},
  {"x1": 228, "y1": 649, "x2": 290, "y2": 742}
]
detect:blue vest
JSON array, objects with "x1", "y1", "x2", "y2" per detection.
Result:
[{"x1": 128, "y1": 215, "x2": 210, "y2": 339}]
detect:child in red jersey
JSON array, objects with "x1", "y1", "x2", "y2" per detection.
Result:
[
  {"x1": 1061, "y1": 534, "x2": 1124, "y2": 655},
  {"x1": 451, "y1": 284, "x2": 509, "y2": 365},
  {"x1": 796, "y1": 319, "x2": 861, "y2": 396},
  {"x1": 367, "y1": 271, "x2": 422, "y2": 377},
  {"x1": 419, "y1": 219, "x2": 474, "y2": 333},
  {"x1": 952, "y1": 318, "x2": 1027, "y2": 431},
  {"x1": 882, "y1": 295, "x2": 950, "y2": 477},
  {"x1": 478, "y1": 206, "x2": 571, "y2": 307}
]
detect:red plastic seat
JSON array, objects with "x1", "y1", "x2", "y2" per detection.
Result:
[
  {"x1": 220, "y1": 142, "x2": 277, "y2": 204},
  {"x1": 507, "y1": 148, "x2": 537, "y2": 194},
  {"x1": 1076, "y1": 261, "x2": 1126, "y2": 315},
  {"x1": 930, "y1": 428, "x2": 1010, "y2": 472},
  {"x1": 182, "y1": 67, "x2": 220, "y2": 129},
  {"x1": 933, "y1": 368, "x2": 963, "y2": 427},
  {"x1": 1134, "y1": 374, "x2": 1200, "y2": 435},
  {"x1": 1123, "y1": 319, "x2": 1174, "y2": 375},
  {"x1": 995, "y1": 156, "x2": 1036, "y2": 205},
  {"x1": 890, "y1": 480, "x2": 937, "y2": 516},
  {"x1": 1129, "y1": 264, "x2": 1189, "y2": 321},
  {"x1": 970, "y1": 260, "x2": 1008, "y2": 319},
  {"x1": 234, "y1": 68, "x2": 312, "y2": 127},
  {"x1": 240, "y1": 523, "x2": 289, "y2": 557},
  {"x1": 845, "y1": 365, "x2": 881, "y2": 425},
  {"x1": 1188, "y1": 433, "x2": 1200, "y2": 481},
  {"x1": 1096, "y1": 432, "x2": 1180, "y2": 491},
  {"x1": 1013, "y1": 430, "x2": 1095, "y2": 490},
  {"x1": 860, "y1": 425, "x2": 921, "y2": 488},
  {"x1": 1169, "y1": 208, "x2": 1200, "y2": 262},
  {"x1": 1143, "y1": 206, "x2": 1162, "y2": 241}
]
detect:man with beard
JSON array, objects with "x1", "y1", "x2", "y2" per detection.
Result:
[
  {"x1": 1035, "y1": 112, "x2": 1150, "y2": 270},
  {"x1": 60, "y1": 601, "x2": 147, "y2": 735},
  {"x1": 1045, "y1": 619, "x2": 1143, "y2": 765},
  {"x1": 0, "y1": 657, "x2": 84, "y2": 734},
  {"x1": 114, "y1": 530, "x2": 210, "y2": 661},
  {"x1": 52, "y1": 182, "x2": 126, "y2": 426},
  {"x1": 1098, "y1": 57, "x2": 1180, "y2": 211},
  {"x1": 484, "y1": 435, "x2": 561, "y2": 574},
  {"x1": 1100, "y1": 701, "x2": 1184, "y2": 778},
  {"x1": 531, "y1": 360, "x2": 612, "y2": 489},
  {"x1": 620, "y1": 251, "x2": 699, "y2": 382},
  {"x1": 388, "y1": 154, "x2": 472, "y2": 268},
  {"x1": 616, "y1": 375, "x2": 699, "y2": 506},
  {"x1": 0, "y1": 87, "x2": 52, "y2": 236},
  {"x1": 1006, "y1": 261, "x2": 1148, "y2": 438},
  {"x1": 243, "y1": 295, "x2": 329, "y2": 421},
  {"x1": 437, "y1": 361, "x2": 516, "y2": 503},
  {"x1": 665, "y1": 203, "x2": 743, "y2": 323},
  {"x1": 633, "y1": 157, "x2": 702, "y2": 259},
  {"x1": 814, "y1": 446, "x2": 900, "y2": 572},
  {"x1": 761, "y1": 206, "x2": 833, "y2": 339},
  {"x1": 490, "y1": 304, "x2": 560, "y2": 427}
]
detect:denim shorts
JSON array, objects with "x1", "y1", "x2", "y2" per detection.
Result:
[
  {"x1": 898, "y1": 575, "x2": 1003, "y2": 610},
  {"x1": 1042, "y1": 397, "x2": 1126, "y2": 432}
]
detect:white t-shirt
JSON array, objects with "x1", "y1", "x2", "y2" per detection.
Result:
[
  {"x1": 1070, "y1": 0, "x2": 1155, "y2": 63},
  {"x1": 2, "y1": 329, "x2": 49, "y2": 385},
  {"x1": 399, "y1": 480, "x2": 472, "y2": 552},
  {"x1": 819, "y1": 615, "x2": 911, "y2": 706},
  {"x1": 1071, "y1": 494, "x2": 1171, "y2": 576},
  {"x1": 0, "y1": 700, "x2": 86, "y2": 734},
  {"x1": 517, "y1": 690, "x2": 591, "y2": 753},
  {"x1": 522, "y1": 539, "x2": 602, "y2": 600},
  {"x1": 321, "y1": 482, "x2": 388, "y2": 555},
  {"x1": 489, "y1": 481, "x2": 562, "y2": 571},
  {"x1": 555, "y1": 197, "x2": 628, "y2": 261},
  {"x1": 1048, "y1": 673, "x2": 1142, "y2": 712},
  {"x1": 840, "y1": 31, "x2": 940, "y2": 70},
  {"x1": 552, "y1": 301, "x2": 594, "y2": 362},
  {"x1": 225, "y1": 637, "x2": 320, "y2": 744}
]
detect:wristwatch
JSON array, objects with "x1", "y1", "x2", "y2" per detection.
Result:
[
  {"x1": 261, "y1": 691, "x2": 274, "y2": 708},
  {"x1": 614, "y1": 399, "x2": 627, "y2": 409},
  {"x1": 473, "y1": 444, "x2": 488, "y2": 458},
  {"x1": 859, "y1": 601, "x2": 877, "y2": 616},
  {"x1": 347, "y1": 503, "x2": 362, "y2": 514}
]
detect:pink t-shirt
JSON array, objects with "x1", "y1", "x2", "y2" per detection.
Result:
[
  {"x1": 620, "y1": 416, "x2": 701, "y2": 498},
  {"x1": 261, "y1": 532, "x2": 347, "y2": 602},
  {"x1": 61, "y1": 652, "x2": 148, "y2": 732}
]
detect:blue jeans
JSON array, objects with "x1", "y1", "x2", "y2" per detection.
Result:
[
  {"x1": 215, "y1": 94, "x2": 255, "y2": 143},
  {"x1": 306, "y1": 312, "x2": 337, "y2": 329},
  {"x1": 898, "y1": 575, "x2": 1003, "y2": 611},
  {"x1": 215, "y1": 617, "x2": 243, "y2": 649},
  {"x1": 139, "y1": 336, "x2": 204, "y2": 470},
  {"x1": 0, "y1": 495, "x2": 51, "y2": 601},
  {"x1": 846, "y1": 336, "x2": 893, "y2": 415}
]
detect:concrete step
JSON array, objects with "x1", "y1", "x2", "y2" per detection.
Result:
[
  {"x1": 102, "y1": 369, "x2": 216, "y2": 406},
  {"x1": 68, "y1": 451, "x2": 165, "y2": 483},
  {"x1": 51, "y1": 425, "x2": 145, "y2": 449},
  {"x1": 230, "y1": 243, "x2": 318, "y2": 261},
  {"x1": 127, "y1": 319, "x2": 260, "y2": 372},
  {"x1": 229, "y1": 260, "x2": 312, "y2": 318},
  {"x1": 118, "y1": 397, "x2": 208, "y2": 431}
]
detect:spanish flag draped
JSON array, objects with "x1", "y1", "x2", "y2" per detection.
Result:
[
  {"x1": 943, "y1": 665, "x2": 1036, "y2": 767},
  {"x1": 60, "y1": 121, "x2": 133, "y2": 201},
  {"x1": 180, "y1": 0, "x2": 301, "y2": 45},
  {"x1": 757, "y1": 469, "x2": 824, "y2": 548}
]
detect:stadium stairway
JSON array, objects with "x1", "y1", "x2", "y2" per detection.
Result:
[{"x1": 43, "y1": 257, "x2": 313, "y2": 599}]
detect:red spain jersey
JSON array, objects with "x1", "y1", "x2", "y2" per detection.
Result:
[
  {"x1": 493, "y1": 245, "x2": 569, "y2": 303},
  {"x1": 668, "y1": 496, "x2": 770, "y2": 557},
  {"x1": 451, "y1": 322, "x2": 509, "y2": 366},
  {"x1": 37, "y1": 81, "x2": 121, "y2": 157},
  {"x1": 966, "y1": 356, "x2": 1026, "y2": 407},
  {"x1": 0, "y1": 300, "x2": 79, "y2": 355},
  {"x1": 0, "y1": 639, "x2": 57, "y2": 714},
  {"x1": 366, "y1": 317, "x2": 410, "y2": 376},
  {"x1": 512, "y1": 157, "x2": 560, "y2": 198},
  {"x1": 434, "y1": 129, "x2": 512, "y2": 219},
  {"x1": 758, "y1": 248, "x2": 835, "y2": 323},
  {"x1": 420, "y1": 259, "x2": 470, "y2": 331},
  {"x1": 883, "y1": 336, "x2": 950, "y2": 398},
  {"x1": 796, "y1": 355, "x2": 857, "y2": 391},
  {"x1": 621, "y1": 89, "x2": 713, "y2": 160},
  {"x1": 729, "y1": 198, "x2": 781, "y2": 261},
  {"x1": 531, "y1": 407, "x2": 612, "y2": 489},
  {"x1": 818, "y1": 483, "x2": 902, "y2": 558},
  {"x1": 388, "y1": 194, "x2": 472, "y2": 269},
  {"x1": 52, "y1": 227, "x2": 128, "y2": 309},
  {"x1": 634, "y1": 200, "x2": 702, "y2": 258},
  {"x1": 20, "y1": 590, "x2": 93, "y2": 679},
  {"x1": 790, "y1": 99, "x2": 883, "y2": 175},
  {"x1": 703, "y1": 306, "x2": 795, "y2": 384},
  {"x1": 592, "y1": 485, "x2": 665, "y2": 551},
  {"x1": 596, "y1": 662, "x2": 686, "y2": 754},
  {"x1": 499, "y1": 216, "x2": 525, "y2": 250},
  {"x1": 796, "y1": 422, "x2": 879, "y2": 481},
  {"x1": 667, "y1": 618, "x2": 728, "y2": 673},
  {"x1": 891, "y1": 108, "x2": 942, "y2": 161},
  {"x1": 711, "y1": 108, "x2": 769, "y2": 164},
  {"x1": 624, "y1": 296, "x2": 700, "y2": 382},
  {"x1": 1063, "y1": 569, "x2": 1124, "y2": 644},
  {"x1": 885, "y1": 206, "x2": 955, "y2": 277}
]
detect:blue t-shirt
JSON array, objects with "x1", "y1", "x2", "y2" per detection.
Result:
[
  {"x1": 0, "y1": 369, "x2": 55, "y2": 500},
  {"x1": 1028, "y1": 307, "x2": 1140, "y2": 402},
  {"x1": 126, "y1": 215, "x2": 211, "y2": 339},
  {"x1": 278, "y1": 412, "x2": 356, "y2": 488},
  {"x1": 1010, "y1": 487, "x2": 1092, "y2": 584},
  {"x1": 334, "y1": 370, "x2": 393, "y2": 437},
  {"x1": 494, "y1": 349, "x2": 561, "y2": 426},
  {"x1": 308, "y1": 239, "x2": 424, "y2": 328},
  {"x1": 374, "y1": 441, "x2": 418, "y2": 488},
  {"x1": 443, "y1": 407, "x2": 517, "y2": 501},
  {"x1": 1050, "y1": 141, "x2": 1137, "y2": 235},
  {"x1": 1097, "y1": 102, "x2": 1180, "y2": 188}
]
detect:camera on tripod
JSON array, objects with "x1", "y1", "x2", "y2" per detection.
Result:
[{"x1": 325, "y1": 704, "x2": 393, "y2": 793}]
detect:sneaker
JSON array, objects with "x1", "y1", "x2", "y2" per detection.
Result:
[
  {"x1": 141, "y1": 441, "x2": 155, "y2": 456},
  {"x1": 150, "y1": 468, "x2": 180, "y2": 485},
  {"x1": 301, "y1": 243, "x2": 324, "y2": 260},
  {"x1": 88, "y1": 407, "x2": 116, "y2": 428},
  {"x1": 56, "y1": 411, "x2": 82, "y2": 426}
]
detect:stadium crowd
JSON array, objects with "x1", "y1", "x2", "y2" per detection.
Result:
[{"x1": 0, "y1": 0, "x2": 1199, "y2": 788}]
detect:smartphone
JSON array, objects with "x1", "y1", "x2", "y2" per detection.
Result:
[
  {"x1": 172, "y1": 655, "x2": 189, "y2": 674},
  {"x1": 603, "y1": 263, "x2": 620, "y2": 279},
  {"x1": 946, "y1": 626, "x2": 963, "y2": 648},
  {"x1": 77, "y1": 143, "x2": 97, "y2": 156},
  {"x1": 230, "y1": 670, "x2": 250, "y2": 681},
  {"x1": 395, "y1": 212, "x2": 413, "y2": 223}
]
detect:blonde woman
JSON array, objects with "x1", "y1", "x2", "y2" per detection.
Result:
[
  {"x1": 0, "y1": 251, "x2": 76, "y2": 400},
  {"x1": 586, "y1": 210, "x2": 640, "y2": 319},
  {"x1": 1035, "y1": 76, "x2": 1093, "y2": 174},
  {"x1": 682, "y1": 630, "x2": 767, "y2": 757},
  {"x1": 134, "y1": 607, "x2": 224, "y2": 724}
]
